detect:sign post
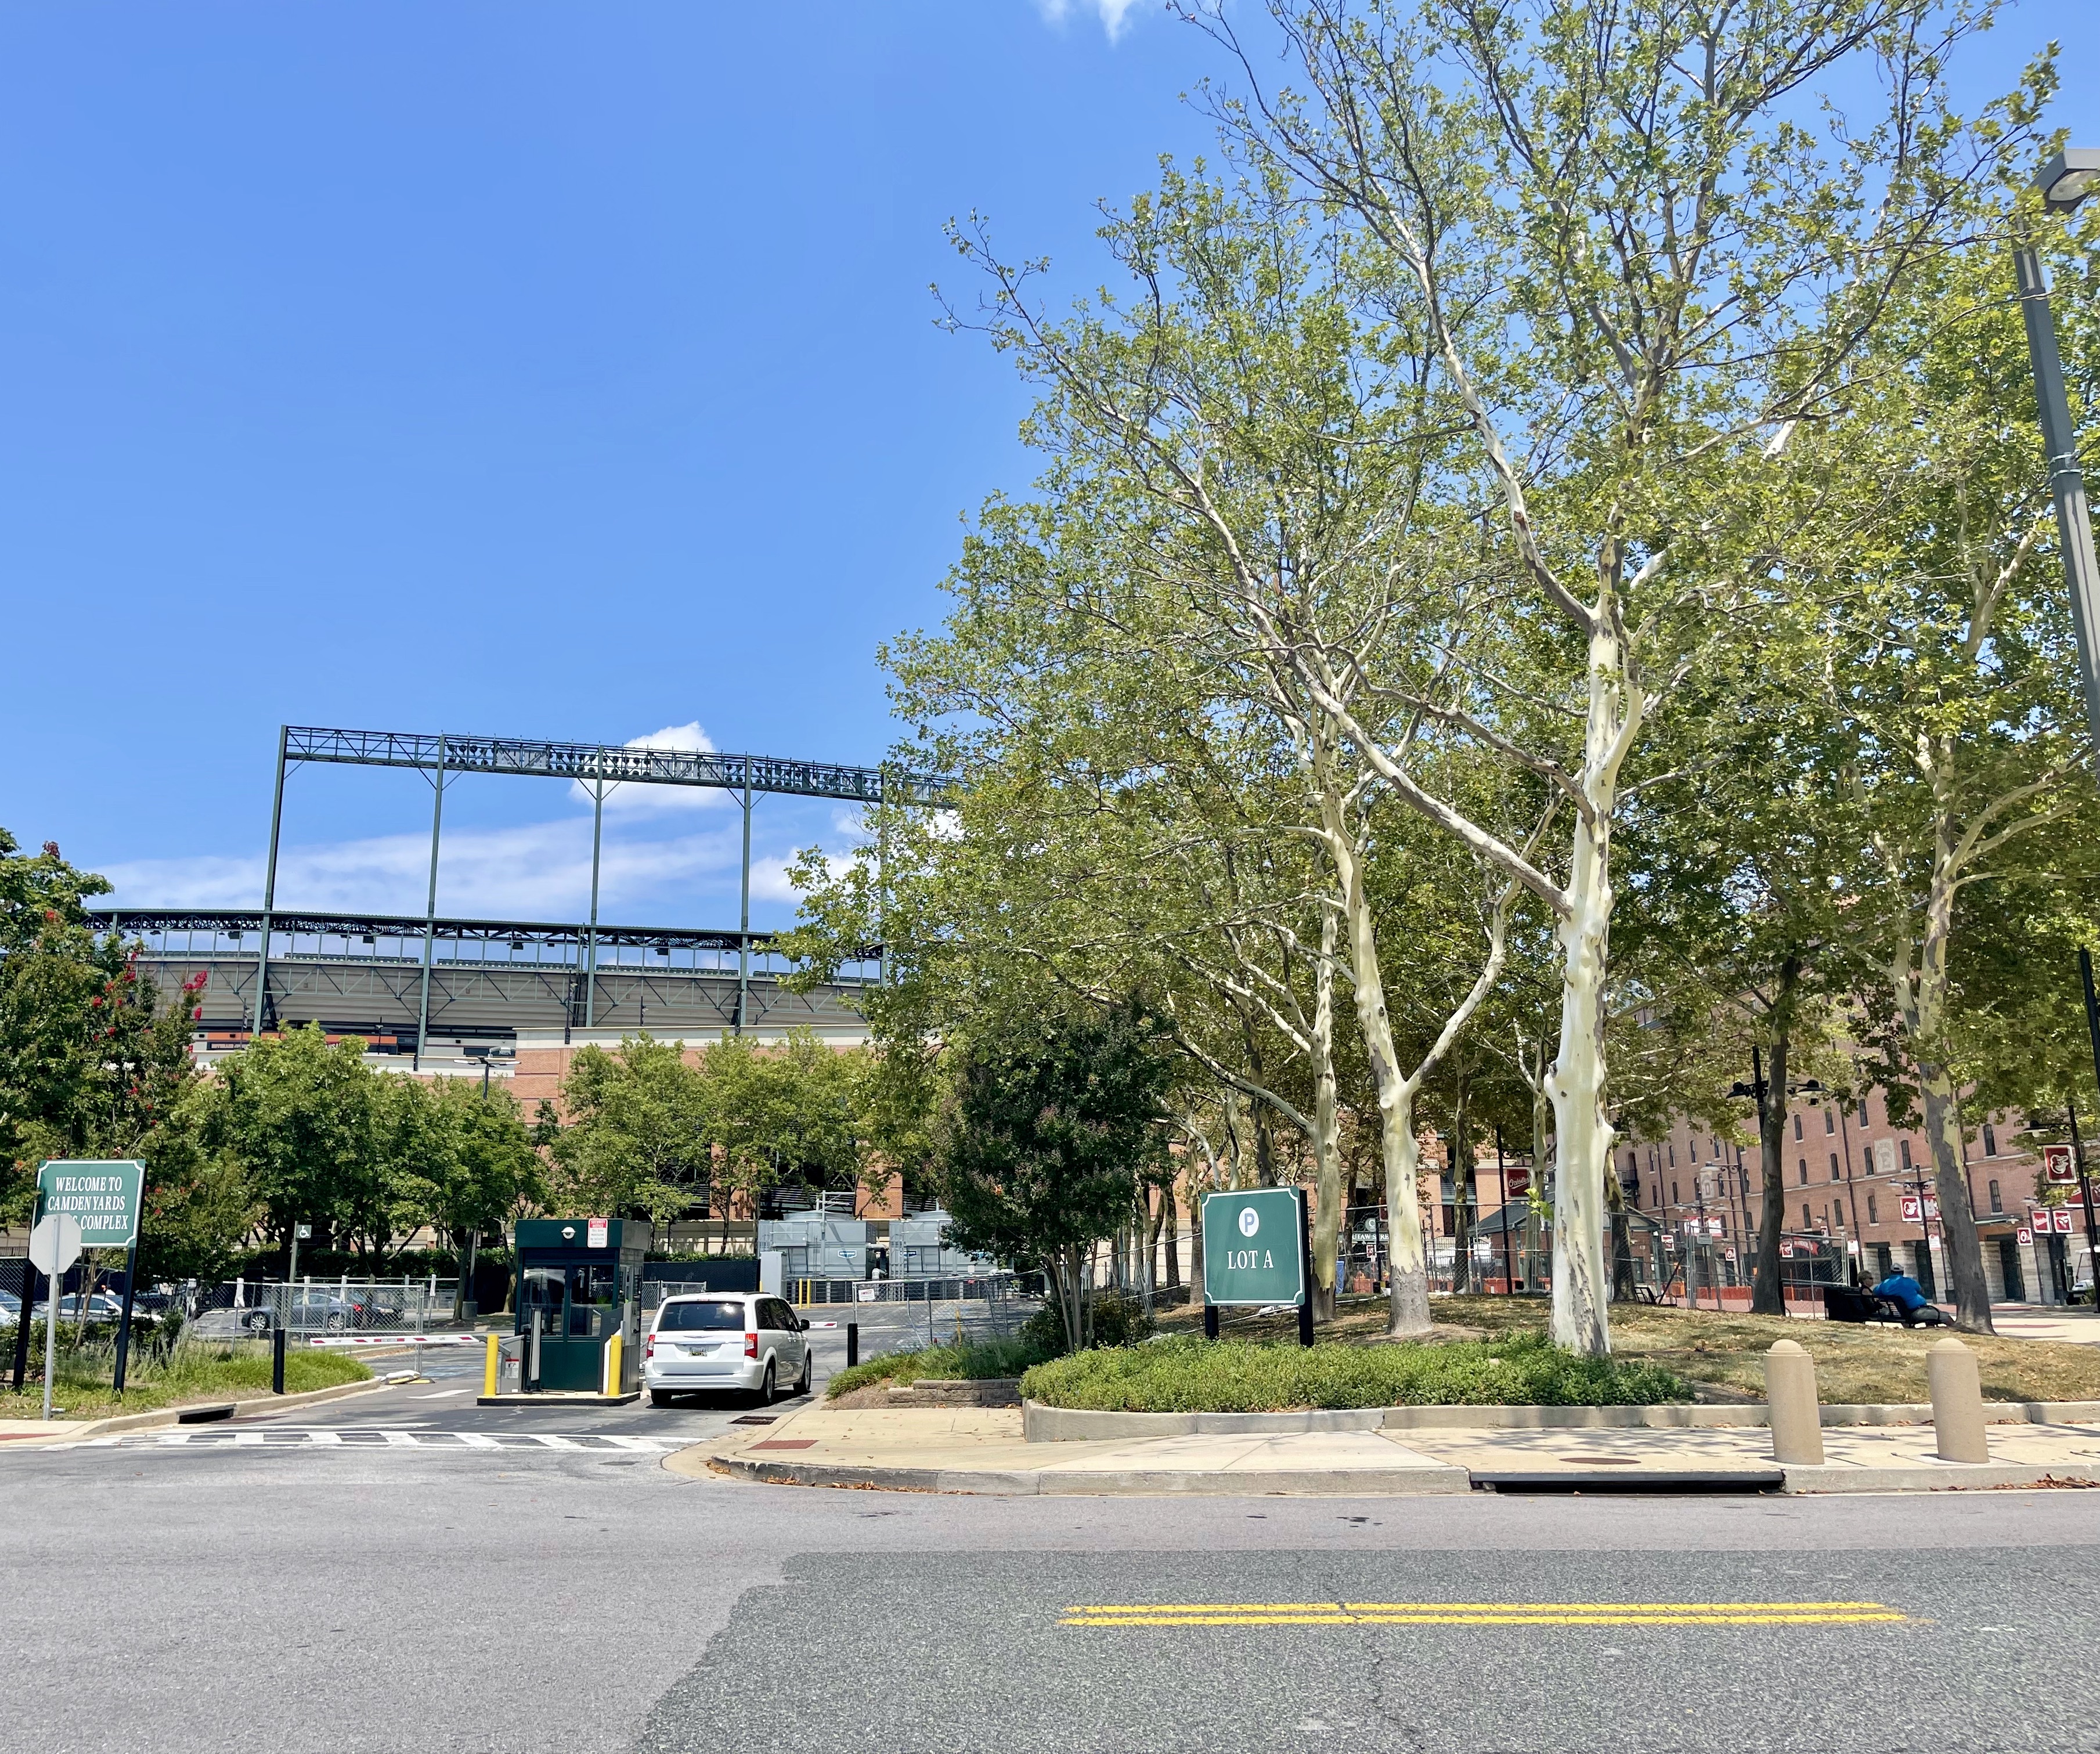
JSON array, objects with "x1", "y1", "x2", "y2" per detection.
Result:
[
  {"x1": 1200, "y1": 1188, "x2": 1314, "y2": 1348},
  {"x1": 37, "y1": 1161, "x2": 146, "y2": 1392},
  {"x1": 28, "y1": 1214, "x2": 84, "y2": 1422}
]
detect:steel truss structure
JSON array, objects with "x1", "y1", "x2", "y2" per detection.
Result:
[
  {"x1": 100, "y1": 908, "x2": 875, "y2": 1048},
  {"x1": 250, "y1": 724, "x2": 923, "y2": 1063}
]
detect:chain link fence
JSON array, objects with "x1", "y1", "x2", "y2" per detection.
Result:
[{"x1": 185, "y1": 1277, "x2": 466, "y2": 1338}]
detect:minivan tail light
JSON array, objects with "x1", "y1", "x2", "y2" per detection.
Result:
[{"x1": 744, "y1": 1330, "x2": 759, "y2": 1359}]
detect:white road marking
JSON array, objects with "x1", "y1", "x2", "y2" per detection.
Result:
[
  {"x1": 414, "y1": 1388, "x2": 471, "y2": 1400},
  {"x1": 30, "y1": 1428, "x2": 690, "y2": 1454}
]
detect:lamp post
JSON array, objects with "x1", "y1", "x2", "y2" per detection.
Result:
[{"x1": 2015, "y1": 147, "x2": 2100, "y2": 767}]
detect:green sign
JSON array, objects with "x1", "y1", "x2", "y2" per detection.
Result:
[
  {"x1": 37, "y1": 1160, "x2": 145, "y2": 1250},
  {"x1": 1201, "y1": 1188, "x2": 1306, "y2": 1307}
]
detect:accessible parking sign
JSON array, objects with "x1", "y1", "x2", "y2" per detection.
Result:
[
  {"x1": 37, "y1": 1159, "x2": 145, "y2": 1250},
  {"x1": 1201, "y1": 1188, "x2": 1307, "y2": 1307}
]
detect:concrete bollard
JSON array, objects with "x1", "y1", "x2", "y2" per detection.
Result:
[
  {"x1": 1765, "y1": 1339, "x2": 1824, "y2": 1464},
  {"x1": 1928, "y1": 1338, "x2": 1990, "y2": 1463}
]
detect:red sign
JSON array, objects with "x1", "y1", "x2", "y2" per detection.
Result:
[
  {"x1": 1503, "y1": 1165, "x2": 1531, "y2": 1198},
  {"x1": 2057, "y1": 1207, "x2": 2077, "y2": 1235},
  {"x1": 2017, "y1": 1227, "x2": 2033, "y2": 1246},
  {"x1": 586, "y1": 1217, "x2": 609, "y2": 1248},
  {"x1": 1899, "y1": 1194, "x2": 1940, "y2": 1225},
  {"x1": 2045, "y1": 1145, "x2": 2079, "y2": 1186},
  {"x1": 1778, "y1": 1240, "x2": 1794, "y2": 1258}
]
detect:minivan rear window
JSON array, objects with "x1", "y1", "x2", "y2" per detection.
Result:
[{"x1": 656, "y1": 1300, "x2": 747, "y2": 1331}]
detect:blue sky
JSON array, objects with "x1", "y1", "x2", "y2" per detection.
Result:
[{"x1": 3, "y1": 0, "x2": 2095, "y2": 933}]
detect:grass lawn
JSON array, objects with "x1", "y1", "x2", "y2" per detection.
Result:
[
  {"x1": 1159, "y1": 1293, "x2": 2100, "y2": 1406},
  {"x1": 0, "y1": 1334, "x2": 373, "y2": 1422}
]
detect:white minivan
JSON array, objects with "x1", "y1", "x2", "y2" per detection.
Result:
[{"x1": 644, "y1": 1293, "x2": 811, "y2": 1407}]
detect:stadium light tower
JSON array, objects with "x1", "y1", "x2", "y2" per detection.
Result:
[{"x1": 2015, "y1": 147, "x2": 2100, "y2": 771}]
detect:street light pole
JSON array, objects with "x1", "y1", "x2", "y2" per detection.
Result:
[{"x1": 2015, "y1": 147, "x2": 2100, "y2": 768}]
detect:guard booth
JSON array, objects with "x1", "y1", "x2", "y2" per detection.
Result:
[{"x1": 513, "y1": 1218, "x2": 645, "y2": 1396}]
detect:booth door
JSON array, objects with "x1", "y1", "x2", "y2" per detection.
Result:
[{"x1": 553, "y1": 1264, "x2": 619, "y2": 1391}]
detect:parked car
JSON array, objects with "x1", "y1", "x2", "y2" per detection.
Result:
[
  {"x1": 226, "y1": 1289, "x2": 361, "y2": 1334},
  {"x1": 0, "y1": 1289, "x2": 19, "y2": 1327},
  {"x1": 642, "y1": 1293, "x2": 810, "y2": 1407},
  {"x1": 37, "y1": 1292, "x2": 140, "y2": 1325}
]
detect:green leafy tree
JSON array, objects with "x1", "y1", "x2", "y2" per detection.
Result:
[
  {"x1": 1, "y1": 831, "x2": 218, "y2": 1283},
  {"x1": 194, "y1": 1024, "x2": 380, "y2": 1264},
  {"x1": 547, "y1": 1035, "x2": 709, "y2": 1228},
  {"x1": 938, "y1": 999, "x2": 1177, "y2": 1351},
  {"x1": 1186, "y1": 0, "x2": 2031, "y2": 1353}
]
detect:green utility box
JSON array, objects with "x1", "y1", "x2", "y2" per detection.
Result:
[{"x1": 513, "y1": 1218, "x2": 646, "y2": 1396}]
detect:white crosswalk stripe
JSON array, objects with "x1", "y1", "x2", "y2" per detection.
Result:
[{"x1": 38, "y1": 1428, "x2": 689, "y2": 1453}]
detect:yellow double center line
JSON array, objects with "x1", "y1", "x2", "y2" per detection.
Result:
[{"x1": 1060, "y1": 1600, "x2": 1906, "y2": 1628}]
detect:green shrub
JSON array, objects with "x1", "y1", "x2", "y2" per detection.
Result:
[
  {"x1": 1017, "y1": 1332, "x2": 1690, "y2": 1412},
  {"x1": 825, "y1": 1334, "x2": 1055, "y2": 1399},
  {"x1": 1017, "y1": 1289, "x2": 1152, "y2": 1359}
]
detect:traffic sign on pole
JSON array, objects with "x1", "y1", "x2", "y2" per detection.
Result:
[
  {"x1": 28, "y1": 1214, "x2": 82, "y2": 1424},
  {"x1": 28, "y1": 1214, "x2": 82, "y2": 1279}
]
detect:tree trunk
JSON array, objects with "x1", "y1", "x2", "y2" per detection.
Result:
[
  {"x1": 1449, "y1": 1070, "x2": 1475, "y2": 1297},
  {"x1": 1189, "y1": 1180, "x2": 1204, "y2": 1291},
  {"x1": 1922, "y1": 1070, "x2": 1993, "y2": 1332},
  {"x1": 1752, "y1": 962, "x2": 1800, "y2": 1317},
  {"x1": 1309, "y1": 904, "x2": 1343, "y2": 1323},
  {"x1": 1164, "y1": 1183, "x2": 1181, "y2": 1290},
  {"x1": 1892, "y1": 830, "x2": 1996, "y2": 1334},
  {"x1": 1546, "y1": 800, "x2": 1614, "y2": 1356},
  {"x1": 1320, "y1": 826, "x2": 1431, "y2": 1336}
]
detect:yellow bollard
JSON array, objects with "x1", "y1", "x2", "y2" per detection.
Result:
[
  {"x1": 483, "y1": 1331, "x2": 500, "y2": 1399},
  {"x1": 602, "y1": 1330, "x2": 622, "y2": 1397}
]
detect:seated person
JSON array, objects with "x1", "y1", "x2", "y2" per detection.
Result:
[{"x1": 1872, "y1": 1271, "x2": 1930, "y2": 1315}]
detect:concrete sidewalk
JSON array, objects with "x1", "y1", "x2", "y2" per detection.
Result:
[{"x1": 685, "y1": 1402, "x2": 2100, "y2": 1496}]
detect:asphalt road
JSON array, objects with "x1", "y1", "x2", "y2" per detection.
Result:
[{"x1": 6, "y1": 1315, "x2": 2096, "y2": 1753}]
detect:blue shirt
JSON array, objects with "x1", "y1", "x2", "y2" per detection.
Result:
[{"x1": 1874, "y1": 1273, "x2": 1928, "y2": 1314}]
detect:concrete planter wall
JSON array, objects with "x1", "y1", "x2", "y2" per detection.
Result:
[{"x1": 1019, "y1": 1397, "x2": 2100, "y2": 1442}]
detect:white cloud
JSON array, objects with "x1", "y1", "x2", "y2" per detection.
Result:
[
  {"x1": 104, "y1": 815, "x2": 786, "y2": 923},
  {"x1": 566, "y1": 721, "x2": 731, "y2": 816},
  {"x1": 1036, "y1": 0, "x2": 1146, "y2": 44}
]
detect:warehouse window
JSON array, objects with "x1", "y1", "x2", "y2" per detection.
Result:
[
  {"x1": 1793, "y1": 1113, "x2": 1804, "y2": 1141},
  {"x1": 1830, "y1": 1153, "x2": 1841, "y2": 1182},
  {"x1": 1989, "y1": 1179, "x2": 2002, "y2": 1214},
  {"x1": 1825, "y1": 1108, "x2": 1836, "y2": 1135},
  {"x1": 1983, "y1": 1123, "x2": 1998, "y2": 1157},
  {"x1": 1867, "y1": 1193, "x2": 1878, "y2": 1225},
  {"x1": 1799, "y1": 1158, "x2": 1809, "y2": 1186},
  {"x1": 1900, "y1": 1138, "x2": 1913, "y2": 1171}
]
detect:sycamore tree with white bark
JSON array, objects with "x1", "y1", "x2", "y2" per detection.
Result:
[
  {"x1": 937, "y1": 156, "x2": 1561, "y2": 1336},
  {"x1": 1789, "y1": 204, "x2": 2100, "y2": 1333},
  {"x1": 1173, "y1": 0, "x2": 2034, "y2": 1352}
]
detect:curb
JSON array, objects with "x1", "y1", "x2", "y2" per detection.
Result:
[
  {"x1": 13, "y1": 1375, "x2": 398, "y2": 1444},
  {"x1": 1781, "y1": 1460, "x2": 2100, "y2": 1492},
  {"x1": 702, "y1": 1449, "x2": 1473, "y2": 1496},
  {"x1": 697, "y1": 1442, "x2": 2100, "y2": 1498},
  {"x1": 1019, "y1": 1398, "x2": 2100, "y2": 1442}
]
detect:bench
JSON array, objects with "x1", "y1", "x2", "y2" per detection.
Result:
[{"x1": 1822, "y1": 1286, "x2": 1949, "y2": 1327}]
